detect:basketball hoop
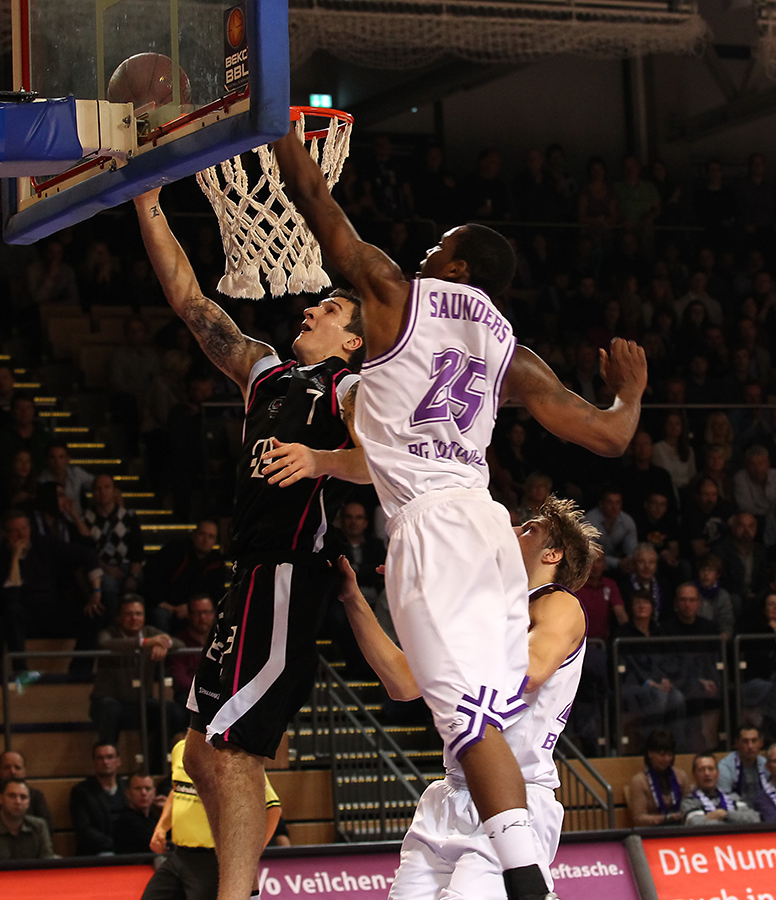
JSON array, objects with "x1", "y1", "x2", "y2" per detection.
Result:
[{"x1": 197, "y1": 106, "x2": 353, "y2": 300}]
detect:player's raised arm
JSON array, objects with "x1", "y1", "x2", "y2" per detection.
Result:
[
  {"x1": 502, "y1": 339, "x2": 647, "y2": 457},
  {"x1": 271, "y1": 130, "x2": 406, "y2": 310},
  {"x1": 133, "y1": 188, "x2": 274, "y2": 396}
]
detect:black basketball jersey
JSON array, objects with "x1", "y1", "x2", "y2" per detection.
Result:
[{"x1": 230, "y1": 354, "x2": 359, "y2": 559}]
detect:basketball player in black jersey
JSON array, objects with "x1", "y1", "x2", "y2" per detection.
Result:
[{"x1": 134, "y1": 187, "x2": 369, "y2": 900}]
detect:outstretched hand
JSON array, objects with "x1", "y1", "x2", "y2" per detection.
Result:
[
  {"x1": 599, "y1": 338, "x2": 648, "y2": 400},
  {"x1": 261, "y1": 438, "x2": 324, "y2": 486},
  {"x1": 337, "y1": 555, "x2": 362, "y2": 606}
]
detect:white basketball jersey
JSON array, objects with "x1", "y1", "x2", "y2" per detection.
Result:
[
  {"x1": 355, "y1": 277, "x2": 515, "y2": 521},
  {"x1": 443, "y1": 583, "x2": 587, "y2": 790}
]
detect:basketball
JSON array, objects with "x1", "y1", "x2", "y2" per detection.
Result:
[{"x1": 107, "y1": 52, "x2": 192, "y2": 111}]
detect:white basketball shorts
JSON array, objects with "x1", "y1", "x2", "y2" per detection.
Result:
[
  {"x1": 385, "y1": 488, "x2": 530, "y2": 760},
  {"x1": 389, "y1": 779, "x2": 563, "y2": 899}
]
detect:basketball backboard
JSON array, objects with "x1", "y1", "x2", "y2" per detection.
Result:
[{"x1": 2, "y1": 0, "x2": 289, "y2": 244}]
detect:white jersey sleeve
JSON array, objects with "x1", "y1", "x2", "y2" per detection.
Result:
[{"x1": 355, "y1": 277, "x2": 515, "y2": 522}]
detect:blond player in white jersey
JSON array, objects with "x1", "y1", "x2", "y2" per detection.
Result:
[
  {"x1": 274, "y1": 131, "x2": 645, "y2": 900},
  {"x1": 337, "y1": 495, "x2": 598, "y2": 898}
]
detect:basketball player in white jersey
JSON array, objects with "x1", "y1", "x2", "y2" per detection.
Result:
[
  {"x1": 274, "y1": 131, "x2": 646, "y2": 900},
  {"x1": 337, "y1": 495, "x2": 597, "y2": 898}
]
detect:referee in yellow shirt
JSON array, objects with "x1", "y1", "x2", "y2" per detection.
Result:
[{"x1": 143, "y1": 739, "x2": 281, "y2": 900}]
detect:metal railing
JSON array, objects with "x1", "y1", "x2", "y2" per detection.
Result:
[
  {"x1": 612, "y1": 634, "x2": 730, "y2": 757},
  {"x1": 733, "y1": 632, "x2": 776, "y2": 731},
  {"x1": 555, "y1": 733, "x2": 616, "y2": 831},
  {"x1": 302, "y1": 657, "x2": 428, "y2": 842},
  {"x1": 1, "y1": 646, "x2": 202, "y2": 775}
]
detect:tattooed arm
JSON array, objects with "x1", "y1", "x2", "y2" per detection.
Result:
[{"x1": 134, "y1": 188, "x2": 273, "y2": 397}]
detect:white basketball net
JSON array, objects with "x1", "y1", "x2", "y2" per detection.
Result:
[{"x1": 196, "y1": 112, "x2": 352, "y2": 300}]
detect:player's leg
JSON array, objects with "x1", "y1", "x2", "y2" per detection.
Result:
[
  {"x1": 386, "y1": 495, "x2": 548, "y2": 899},
  {"x1": 183, "y1": 729, "x2": 266, "y2": 900},
  {"x1": 140, "y1": 848, "x2": 188, "y2": 900},
  {"x1": 388, "y1": 781, "x2": 458, "y2": 900}
]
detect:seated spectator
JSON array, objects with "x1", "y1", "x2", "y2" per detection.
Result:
[
  {"x1": 617, "y1": 590, "x2": 686, "y2": 749},
  {"x1": 627, "y1": 729, "x2": 689, "y2": 827},
  {"x1": 718, "y1": 724, "x2": 769, "y2": 807},
  {"x1": 0, "y1": 751, "x2": 53, "y2": 836},
  {"x1": 113, "y1": 773, "x2": 160, "y2": 854},
  {"x1": 0, "y1": 510, "x2": 103, "y2": 675},
  {"x1": 694, "y1": 555, "x2": 735, "y2": 639},
  {"x1": 0, "y1": 777, "x2": 54, "y2": 860},
  {"x1": 576, "y1": 550, "x2": 627, "y2": 640},
  {"x1": 143, "y1": 519, "x2": 227, "y2": 631},
  {"x1": 571, "y1": 550, "x2": 625, "y2": 757},
  {"x1": 37, "y1": 440, "x2": 93, "y2": 519},
  {"x1": 662, "y1": 583, "x2": 721, "y2": 751},
  {"x1": 680, "y1": 477, "x2": 735, "y2": 566},
  {"x1": 620, "y1": 430, "x2": 676, "y2": 520},
  {"x1": 26, "y1": 236, "x2": 79, "y2": 307},
  {"x1": 0, "y1": 395, "x2": 50, "y2": 472},
  {"x1": 89, "y1": 595, "x2": 186, "y2": 749},
  {"x1": 621, "y1": 544, "x2": 672, "y2": 621},
  {"x1": 167, "y1": 374, "x2": 228, "y2": 522},
  {"x1": 562, "y1": 340, "x2": 603, "y2": 404},
  {"x1": 31, "y1": 481, "x2": 90, "y2": 543},
  {"x1": 109, "y1": 316, "x2": 161, "y2": 457},
  {"x1": 0, "y1": 362, "x2": 16, "y2": 428},
  {"x1": 739, "y1": 593, "x2": 776, "y2": 732},
  {"x1": 633, "y1": 492, "x2": 681, "y2": 579},
  {"x1": 693, "y1": 443, "x2": 735, "y2": 502},
  {"x1": 84, "y1": 474, "x2": 144, "y2": 619},
  {"x1": 585, "y1": 487, "x2": 637, "y2": 578},
  {"x1": 715, "y1": 512, "x2": 769, "y2": 622},
  {"x1": 753, "y1": 742, "x2": 776, "y2": 823},
  {"x1": 577, "y1": 155, "x2": 617, "y2": 245},
  {"x1": 487, "y1": 420, "x2": 529, "y2": 510},
  {"x1": 0, "y1": 449, "x2": 37, "y2": 514},
  {"x1": 733, "y1": 445, "x2": 776, "y2": 546},
  {"x1": 702, "y1": 411, "x2": 736, "y2": 465},
  {"x1": 675, "y1": 271, "x2": 724, "y2": 325},
  {"x1": 463, "y1": 147, "x2": 510, "y2": 221},
  {"x1": 340, "y1": 502, "x2": 385, "y2": 605},
  {"x1": 652, "y1": 411, "x2": 697, "y2": 502},
  {"x1": 514, "y1": 471, "x2": 553, "y2": 524},
  {"x1": 168, "y1": 594, "x2": 216, "y2": 707},
  {"x1": 614, "y1": 156, "x2": 661, "y2": 235},
  {"x1": 681, "y1": 754, "x2": 760, "y2": 826},
  {"x1": 69, "y1": 742, "x2": 127, "y2": 856}
]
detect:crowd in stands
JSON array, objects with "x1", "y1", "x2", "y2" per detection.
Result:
[
  {"x1": 626, "y1": 725, "x2": 776, "y2": 828},
  {"x1": 1, "y1": 135, "x2": 776, "y2": 856}
]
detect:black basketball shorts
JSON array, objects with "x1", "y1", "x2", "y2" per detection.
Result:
[{"x1": 188, "y1": 555, "x2": 335, "y2": 757}]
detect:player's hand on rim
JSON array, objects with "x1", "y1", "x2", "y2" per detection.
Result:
[{"x1": 261, "y1": 438, "x2": 324, "y2": 486}]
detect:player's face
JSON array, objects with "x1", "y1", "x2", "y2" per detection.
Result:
[
  {"x1": 418, "y1": 228, "x2": 463, "y2": 279},
  {"x1": 515, "y1": 518, "x2": 550, "y2": 577},
  {"x1": 293, "y1": 297, "x2": 359, "y2": 364}
]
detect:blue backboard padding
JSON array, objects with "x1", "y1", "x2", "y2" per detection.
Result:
[
  {"x1": 2, "y1": 0, "x2": 289, "y2": 245},
  {"x1": 0, "y1": 97, "x2": 83, "y2": 175}
]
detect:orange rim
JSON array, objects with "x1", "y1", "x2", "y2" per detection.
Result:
[{"x1": 290, "y1": 105, "x2": 353, "y2": 140}]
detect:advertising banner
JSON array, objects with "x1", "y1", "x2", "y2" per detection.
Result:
[
  {"x1": 643, "y1": 832, "x2": 776, "y2": 900},
  {"x1": 0, "y1": 840, "x2": 640, "y2": 900},
  {"x1": 550, "y1": 841, "x2": 641, "y2": 900}
]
